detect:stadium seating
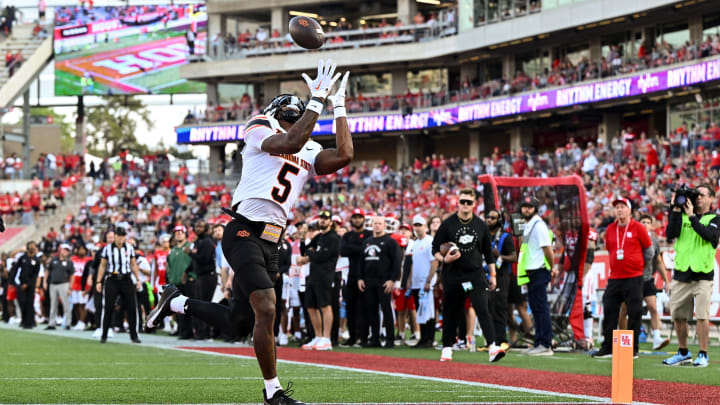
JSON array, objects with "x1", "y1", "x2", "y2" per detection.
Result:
[{"x1": 0, "y1": 22, "x2": 52, "y2": 108}]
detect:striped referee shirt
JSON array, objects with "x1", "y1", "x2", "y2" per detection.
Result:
[{"x1": 101, "y1": 242, "x2": 136, "y2": 276}]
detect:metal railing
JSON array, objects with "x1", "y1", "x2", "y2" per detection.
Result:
[{"x1": 208, "y1": 20, "x2": 458, "y2": 60}]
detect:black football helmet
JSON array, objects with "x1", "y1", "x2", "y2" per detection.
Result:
[{"x1": 263, "y1": 94, "x2": 306, "y2": 123}]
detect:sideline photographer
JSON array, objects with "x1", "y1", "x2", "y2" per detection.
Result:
[{"x1": 663, "y1": 184, "x2": 720, "y2": 367}]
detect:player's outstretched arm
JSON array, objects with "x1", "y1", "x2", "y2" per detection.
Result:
[
  {"x1": 262, "y1": 59, "x2": 340, "y2": 155},
  {"x1": 315, "y1": 71, "x2": 353, "y2": 175}
]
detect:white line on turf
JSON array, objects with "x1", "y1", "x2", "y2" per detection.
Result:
[
  {"x1": 169, "y1": 346, "x2": 662, "y2": 405},
  {"x1": 0, "y1": 324, "x2": 661, "y2": 405}
]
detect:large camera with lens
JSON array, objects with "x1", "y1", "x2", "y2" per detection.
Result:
[{"x1": 673, "y1": 184, "x2": 700, "y2": 208}]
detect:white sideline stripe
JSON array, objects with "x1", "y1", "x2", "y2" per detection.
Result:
[
  {"x1": 171, "y1": 347, "x2": 661, "y2": 405},
  {"x1": 1, "y1": 325, "x2": 660, "y2": 405}
]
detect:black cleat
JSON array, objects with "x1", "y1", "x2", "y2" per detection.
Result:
[
  {"x1": 146, "y1": 285, "x2": 181, "y2": 329},
  {"x1": 100, "y1": 337, "x2": 107, "y2": 344},
  {"x1": 591, "y1": 347, "x2": 612, "y2": 358},
  {"x1": 263, "y1": 382, "x2": 305, "y2": 405},
  {"x1": 131, "y1": 337, "x2": 142, "y2": 344}
]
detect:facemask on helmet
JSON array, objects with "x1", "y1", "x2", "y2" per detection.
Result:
[{"x1": 263, "y1": 94, "x2": 306, "y2": 124}]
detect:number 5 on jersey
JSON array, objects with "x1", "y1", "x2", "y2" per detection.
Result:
[{"x1": 272, "y1": 163, "x2": 300, "y2": 203}]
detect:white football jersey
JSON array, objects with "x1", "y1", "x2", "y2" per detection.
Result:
[{"x1": 232, "y1": 114, "x2": 322, "y2": 226}]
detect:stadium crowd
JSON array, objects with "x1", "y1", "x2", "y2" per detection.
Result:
[
  {"x1": 0, "y1": 118, "x2": 717, "y2": 357},
  {"x1": 188, "y1": 34, "x2": 720, "y2": 124},
  {"x1": 212, "y1": 8, "x2": 458, "y2": 59}
]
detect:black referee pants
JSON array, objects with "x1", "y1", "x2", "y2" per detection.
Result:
[{"x1": 101, "y1": 277, "x2": 138, "y2": 340}]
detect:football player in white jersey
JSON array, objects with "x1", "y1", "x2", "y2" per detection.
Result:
[{"x1": 147, "y1": 59, "x2": 352, "y2": 405}]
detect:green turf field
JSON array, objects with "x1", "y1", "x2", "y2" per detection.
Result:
[
  {"x1": 0, "y1": 328, "x2": 594, "y2": 404},
  {"x1": 125, "y1": 67, "x2": 205, "y2": 94},
  {"x1": 54, "y1": 70, "x2": 114, "y2": 96}
]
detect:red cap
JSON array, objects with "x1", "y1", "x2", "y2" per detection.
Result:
[
  {"x1": 173, "y1": 225, "x2": 187, "y2": 233},
  {"x1": 399, "y1": 223, "x2": 411, "y2": 231},
  {"x1": 351, "y1": 208, "x2": 365, "y2": 217},
  {"x1": 612, "y1": 197, "x2": 632, "y2": 209}
]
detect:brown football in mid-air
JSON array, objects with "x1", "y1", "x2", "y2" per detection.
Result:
[{"x1": 289, "y1": 16, "x2": 324, "y2": 49}]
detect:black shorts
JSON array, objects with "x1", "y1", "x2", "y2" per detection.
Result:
[
  {"x1": 305, "y1": 279, "x2": 332, "y2": 308},
  {"x1": 643, "y1": 279, "x2": 658, "y2": 298},
  {"x1": 222, "y1": 217, "x2": 279, "y2": 298},
  {"x1": 507, "y1": 271, "x2": 527, "y2": 305}
]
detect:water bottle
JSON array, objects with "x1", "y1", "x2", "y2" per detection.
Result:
[{"x1": 639, "y1": 326, "x2": 647, "y2": 343}]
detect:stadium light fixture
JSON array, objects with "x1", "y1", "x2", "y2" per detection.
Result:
[
  {"x1": 289, "y1": 11, "x2": 319, "y2": 18},
  {"x1": 417, "y1": 0, "x2": 441, "y2": 4},
  {"x1": 329, "y1": 21, "x2": 338, "y2": 26}
]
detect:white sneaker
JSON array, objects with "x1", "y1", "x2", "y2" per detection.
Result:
[
  {"x1": 440, "y1": 346, "x2": 453, "y2": 362},
  {"x1": 653, "y1": 337, "x2": 670, "y2": 351},
  {"x1": 92, "y1": 328, "x2": 102, "y2": 338},
  {"x1": 278, "y1": 333, "x2": 288, "y2": 346},
  {"x1": 489, "y1": 343, "x2": 506, "y2": 362},
  {"x1": 108, "y1": 329, "x2": 114, "y2": 338},
  {"x1": 72, "y1": 321, "x2": 86, "y2": 331},
  {"x1": 527, "y1": 345, "x2": 553, "y2": 356},
  {"x1": 405, "y1": 337, "x2": 419, "y2": 346},
  {"x1": 9, "y1": 316, "x2": 20, "y2": 325},
  {"x1": 314, "y1": 337, "x2": 332, "y2": 351},
  {"x1": 302, "y1": 337, "x2": 319, "y2": 350},
  {"x1": 341, "y1": 330, "x2": 350, "y2": 340}
]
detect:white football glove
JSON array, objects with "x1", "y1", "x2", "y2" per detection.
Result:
[
  {"x1": 302, "y1": 59, "x2": 341, "y2": 100},
  {"x1": 328, "y1": 71, "x2": 349, "y2": 118},
  {"x1": 327, "y1": 71, "x2": 350, "y2": 110}
]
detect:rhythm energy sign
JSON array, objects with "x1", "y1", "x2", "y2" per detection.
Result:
[{"x1": 178, "y1": 57, "x2": 720, "y2": 144}]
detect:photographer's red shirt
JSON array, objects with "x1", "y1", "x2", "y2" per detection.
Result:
[{"x1": 606, "y1": 219, "x2": 651, "y2": 279}]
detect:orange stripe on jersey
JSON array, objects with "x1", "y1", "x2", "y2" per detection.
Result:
[{"x1": 245, "y1": 124, "x2": 267, "y2": 133}]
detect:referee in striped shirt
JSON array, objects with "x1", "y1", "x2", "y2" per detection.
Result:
[{"x1": 95, "y1": 226, "x2": 143, "y2": 344}]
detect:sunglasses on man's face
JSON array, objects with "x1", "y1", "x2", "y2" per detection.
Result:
[{"x1": 458, "y1": 199, "x2": 475, "y2": 206}]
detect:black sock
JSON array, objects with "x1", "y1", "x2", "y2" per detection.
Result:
[
  {"x1": 700, "y1": 350, "x2": 707, "y2": 357},
  {"x1": 679, "y1": 348, "x2": 689, "y2": 356}
]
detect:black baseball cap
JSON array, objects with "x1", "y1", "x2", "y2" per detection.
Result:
[
  {"x1": 115, "y1": 226, "x2": 128, "y2": 236},
  {"x1": 520, "y1": 196, "x2": 540, "y2": 209},
  {"x1": 318, "y1": 210, "x2": 332, "y2": 219}
]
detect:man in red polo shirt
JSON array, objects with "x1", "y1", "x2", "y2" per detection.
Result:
[{"x1": 592, "y1": 197, "x2": 652, "y2": 358}]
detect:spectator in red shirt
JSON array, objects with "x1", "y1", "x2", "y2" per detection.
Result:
[{"x1": 592, "y1": 198, "x2": 651, "y2": 358}]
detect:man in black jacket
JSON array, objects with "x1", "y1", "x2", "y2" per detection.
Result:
[
  {"x1": 359, "y1": 215, "x2": 401, "y2": 348},
  {"x1": 13, "y1": 242, "x2": 43, "y2": 329},
  {"x1": 432, "y1": 188, "x2": 504, "y2": 363},
  {"x1": 340, "y1": 208, "x2": 372, "y2": 347},
  {"x1": 190, "y1": 220, "x2": 216, "y2": 339},
  {"x1": 297, "y1": 210, "x2": 340, "y2": 351}
]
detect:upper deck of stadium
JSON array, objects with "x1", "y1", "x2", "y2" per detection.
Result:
[{"x1": 182, "y1": 0, "x2": 713, "y2": 82}]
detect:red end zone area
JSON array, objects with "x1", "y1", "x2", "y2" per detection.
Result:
[
  {"x1": 55, "y1": 33, "x2": 206, "y2": 93},
  {"x1": 184, "y1": 346, "x2": 719, "y2": 404}
]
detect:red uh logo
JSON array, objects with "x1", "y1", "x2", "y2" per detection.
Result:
[
  {"x1": 299, "y1": 19, "x2": 309, "y2": 26},
  {"x1": 620, "y1": 334, "x2": 632, "y2": 347}
]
